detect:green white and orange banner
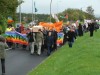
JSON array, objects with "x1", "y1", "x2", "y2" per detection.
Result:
[{"x1": 39, "y1": 21, "x2": 63, "y2": 32}]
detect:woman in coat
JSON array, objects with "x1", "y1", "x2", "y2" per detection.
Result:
[{"x1": 0, "y1": 32, "x2": 8, "y2": 75}]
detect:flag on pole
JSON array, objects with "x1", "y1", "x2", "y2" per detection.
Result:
[{"x1": 34, "y1": 1, "x2": 38, "y2": 12}]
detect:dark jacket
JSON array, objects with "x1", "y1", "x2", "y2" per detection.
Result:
[
  {"x1": 89, "y1": 23, "x2": 94, "y2": 31},
  {"x1": 52, "y1": 30, "x2": 58, "y2": 42},
  {"x1": 27, "y1": 32, "x2": 35, "y2": 42},
  {"x1": 67, "y1": 30, "x2": 76, "y2": 42},
  {"x1": 47, "y1": 35, "x2": 54, "y2": 46},
  {"x1": 78, "y1": 24, "x2": 83, "y2": 36}
]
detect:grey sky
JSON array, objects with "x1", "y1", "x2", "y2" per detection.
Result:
[{"x1": 17, "y1": 0, "x2": 100, "y2": 16}]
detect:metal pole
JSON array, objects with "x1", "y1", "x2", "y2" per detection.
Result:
[
  {"x1": 34, "y1": 11, "x2": 35, "y2": 25},
  {"x1": 57, "y1": 0, "x2": 58, "y2": 15},
  {"x1": 50, "y1": 0, "x2": 52, "y2": 23},
  {"x1": 19, "y1": 2, "x2": 21, "y2": 24},
  {"x1": 32, "y1": 0, "x2": 33, "y2": 25},
  {"x1": 34, "y1": 1, "x2": 36, "y2": 25}
]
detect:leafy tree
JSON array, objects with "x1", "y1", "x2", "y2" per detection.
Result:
[
  {"x1": 86, "y1": 6, "x2": 94, "y2": 15},
  {"x1": 0, "y1": 0, "x2": 19, "y2": 32},
  {"x1": 0, "y1": 0, "x2": 18, "y2": 18},
  {"x1": 58, "y1": 8, "x2": 95, "y2": 22}
]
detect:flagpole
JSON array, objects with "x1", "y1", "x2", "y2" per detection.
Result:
[
  {"x1": 34, "y1": 14, "x2": 35, "y2": 22},
  {"x1": 19, "y1": 4, "x2": 21, "y2": 24},
  {"x1": 19, "y1": 0, "x2": 22, "y2": 24},
  {"x1": 32, "y1": 0, "x2": 34, "y2": 25},
  {"x1": 50, "y1": 0, "x2": 52, "y2": 23},
  {"x1": 34, "y1": 1, "x2": 36, "y2": 25}
]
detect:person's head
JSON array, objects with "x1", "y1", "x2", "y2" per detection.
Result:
[
  {"x1": 48, "y1": 32, "x2": 52, "y2": 36},
  {"x1": 17, "y1": 25, "x2": 19, "y2": 28},
  {"x1": 8, "y1": 25, "x2": 12, "y2": 28},
  {"x1": 11, "y1": 27, "x2": 15, "y2": 31},
  {"x1": 43, "y1": 27, "x2": 45, "y2": 30},
  {"x1": 38, "y1": 29, "x2": 41, "y2": 32}
]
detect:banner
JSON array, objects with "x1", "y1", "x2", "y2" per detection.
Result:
[
  {"x1": 5, "y1": 31, "x2": 28, "y2": 45},
  {"x1": 57, "y1": 32, "x2": 64, "y2": 45},
  {"x1": 39, "y1": 21, "x2": 63, "y2": 32}
]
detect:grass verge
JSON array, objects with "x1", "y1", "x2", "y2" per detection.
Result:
[{"x1": 28, "y1": 30, "x2": 100, "y2": 75}]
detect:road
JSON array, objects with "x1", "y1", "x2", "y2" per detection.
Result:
[{"x1": 0, "y1": 48, "x2": 47, "y2": 75}]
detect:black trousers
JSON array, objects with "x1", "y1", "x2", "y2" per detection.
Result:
[
  {"x1": 90, "y1": 31, "x2": 94, "y2": 37},
  {"x1": 1, "y1": 59, "x2": 5, "y2": 73},
  {"x1": 68, "y1": 42, "x2": 73, "y2": 48}
]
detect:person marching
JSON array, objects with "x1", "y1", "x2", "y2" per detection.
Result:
[
  {"x1": 27, "y1": 29, "x2": 36, "y2": 54},
  {"x1": 78, "y1": 23, "x2": 83, "y2": 36},
  {"x1": 89, "y1": 22, "x2": 95, "y2": 37},
  {"x1": 67, "y1": 27, "x2": 76, "y2": 48},
  {"x1": 0, "y1": 31, "x2": 8, "y2": 75},
  {"x1": 47, "y1": 31, "x2": 54, "y2": 56},
  {"x1": 36, "y1": 29, "x2": 44, "y2": 56}
]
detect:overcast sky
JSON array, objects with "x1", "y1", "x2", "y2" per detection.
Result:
[{"x1": 17, "y1": 0, "x2": 100, "y2": 16}]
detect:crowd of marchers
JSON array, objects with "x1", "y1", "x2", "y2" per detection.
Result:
[
  {"x1": 4, "y1": 20, "x2": 99, "y2": 55},
  {"x1": 0, "y1": 19, "x2": 99, "y2": 75}
]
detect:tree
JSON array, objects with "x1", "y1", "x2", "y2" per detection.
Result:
[
  {"x1": 86, "y1": 6, "x2": 94, "y2": 15},
  {"x1": 58, "y1": 8, "x2": 95, "y2": 22},
  {"x1": 0, "y1": 0, "x2": 19, "y2": 32}
]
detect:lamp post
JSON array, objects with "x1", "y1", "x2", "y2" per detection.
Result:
[{"x1": 50, "y1": 0, "x2": 52, "y2": 23}]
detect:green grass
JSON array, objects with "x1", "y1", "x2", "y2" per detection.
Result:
[{"x1": 28, "y1": 30, "x2": 100, "y2": 75}]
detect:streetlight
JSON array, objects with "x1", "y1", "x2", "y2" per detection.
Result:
[{"x1": 50, "y1": 0, "x2": 52, "y2": 23}]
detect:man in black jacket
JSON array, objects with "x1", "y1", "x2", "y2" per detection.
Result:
[
  {"x1": 89, "y1": 22, "x2": 94, "y2": 37},
  {"x1": 27, "y1": 29, "x2": 36, "y2": 54},
  {"x1": 52, "y1": 29, "x2": 58, "y2": 50},
  {"x1": 67, "y1": 28, "x2": 76, "y2": 48}
]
